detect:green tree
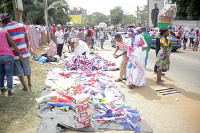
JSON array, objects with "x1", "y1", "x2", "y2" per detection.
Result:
[
  {"x1": 92, "y1": 12, "x2": 109, "y2": 26},
  {"x1": 186, "y1": 0, "x2": 200, "y2": 20},
  {"x1": 111, "y1": 6, "x2": 123, "y2": 25},
  {"x1": 138, "y1": 5, "x2": 147, "y2": 24},
  {"x1": 122, "y1": 14, "x2": 136, "y2": 24},
  {"x1": 0, "y1": 0, "x2": 14, "y2": 19}
]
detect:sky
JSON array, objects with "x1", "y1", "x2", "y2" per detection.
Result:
[{"x1": 66, "y1": 0, "x2": 148, "y2": 16}]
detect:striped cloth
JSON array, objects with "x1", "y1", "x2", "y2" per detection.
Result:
[
  {"x1": 3, "y1": 21, "x2": 30, "y2": 59},
  {"x1": 116, "y1": 38, "x2": 128, "y2": 52}
]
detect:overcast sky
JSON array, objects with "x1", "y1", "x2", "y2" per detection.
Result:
[{"x1": 66, "y1": 0, "x2": 148, "y2": 16}]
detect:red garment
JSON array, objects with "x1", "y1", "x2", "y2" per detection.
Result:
[
  {"x1": 52, "y1": 27, "x2": 56, "y2": 34},
  {"x1": 91, "y1": 29, "x2": 94, "y2": 37},
  {"x1": 177, "y1": 30, "x2": 181, "y2": 37}
]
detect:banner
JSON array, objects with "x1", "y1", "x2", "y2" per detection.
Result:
[
  {"x1": 148, "y1": 0, "x2": 164, "y2": 28},
  {"x1": 15, "y1": 0, "x2": 23, "y2": 11},
  {"x1": 70, "y1": 15, "x2": 82, "y2": 24}
]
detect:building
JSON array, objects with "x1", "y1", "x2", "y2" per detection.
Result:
[{"x1": 69, "y1": 7, "x2": 87, "y2": 24}]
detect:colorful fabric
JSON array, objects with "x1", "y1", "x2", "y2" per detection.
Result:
[
  {"x1": 116, "y1": 38, "x2": 128, "y2": 52},
  {"x1": 3, "y1": 21, "x2": 30, "y2": 59},
  {"x1": 0, "y1": 29, "x2": 15, "y2": 57},
  {"x1": 126, "y1": 34, "x2": 147, "y2": 86},
  {"x1": 156, "y1": 37, "x2": 171, "y2": 71}
]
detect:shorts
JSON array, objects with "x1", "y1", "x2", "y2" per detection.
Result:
[{"x1": 13, "y1": 57, "x2": 31, "y2": 76}]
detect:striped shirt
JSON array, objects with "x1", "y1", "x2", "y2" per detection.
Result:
[
  {"x1": 3, "y1": 21, "x2": 30, "y2": 59},
  {"x1": 116, "y1": 38, "x2": 129, "y2": 52}
]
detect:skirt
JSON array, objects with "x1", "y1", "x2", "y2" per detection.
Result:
[
  {"x1": 156, "y1": 48, "x2": 171, "y2": 72},
  {"x1": 86, "y1": 37, "x2": 92, "y2": 45}
]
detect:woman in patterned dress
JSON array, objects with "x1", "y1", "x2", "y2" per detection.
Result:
[
  {"x1": 126, "y1": 28, "x2": 147, "y2": 89},
  {"x1": 156, "y1": 29, "x2": 171, "y2": 84}
]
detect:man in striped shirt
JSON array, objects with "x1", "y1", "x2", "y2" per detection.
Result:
[
  {"x1": 2, "y1": 13, "x2": 31, "y2": 92},
  {"x1": 113, "y1": 34, "x2": 129, "y2": 82}
]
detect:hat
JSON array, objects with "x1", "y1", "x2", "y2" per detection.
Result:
[
  {"x1": 127, "y1": 28, "x2": 136, "y2": 34},
  {"x1": 1, "y1": 13, "x2": 11, "y2": 24},
  {"x1": 57, "y1": 24, "x2": 61, "y2": 27}
]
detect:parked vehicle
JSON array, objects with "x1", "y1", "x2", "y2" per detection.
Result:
[
  {"x1": 151, "y1": 34, "x2": 182, "y2": 51},
  {"x1": 111, "y1": 32, "x2": 129, "y2": 47}
]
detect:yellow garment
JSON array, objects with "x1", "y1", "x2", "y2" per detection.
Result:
[{"x1": 160, "y1": 38, "x2": 169, "y2": 47}]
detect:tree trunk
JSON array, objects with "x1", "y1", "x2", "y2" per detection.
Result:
[{"x1": 43, "y1": 0, "x2": 51, "y2": 43}]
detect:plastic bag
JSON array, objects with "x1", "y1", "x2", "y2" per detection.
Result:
[{"x1": 158, "y1": 4, "x2": 177, "y2": 23}]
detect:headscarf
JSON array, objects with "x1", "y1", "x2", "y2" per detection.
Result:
[{"x1": 127, "y1": 28, "x2": 137, "y2": 48}]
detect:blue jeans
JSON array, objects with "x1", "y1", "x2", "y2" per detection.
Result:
[
  {"x1": 100, "y1": 39, "x2": 104, "y2": 49},
  {"x1": 183, "y1": 39, "x2": 188, "y2": 48},
  {"x1": 0, "y1": 55, "x2": 14, "y2": 91}
]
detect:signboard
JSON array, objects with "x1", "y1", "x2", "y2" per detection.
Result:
[
  {"x1": 15, "y1": 0, "x2": 23, "y2": 11},
  {"x1": 70, "y1": 15, "x2": 82, "y2": 24},
  {"x1": 148, "y1": 0, "x2": 164, "y2": 28}
]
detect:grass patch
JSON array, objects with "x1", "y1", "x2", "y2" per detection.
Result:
[{"x1": 0, "y1": 44, "x2": 64, "y2": 133}]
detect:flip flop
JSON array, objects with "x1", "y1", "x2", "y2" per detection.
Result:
[
  {"x1": 8, "y1": 92, "x2": 16, "y2": 97},
  {"x1": 1, "y1": 89, "x2": 8, "y2": 95}
]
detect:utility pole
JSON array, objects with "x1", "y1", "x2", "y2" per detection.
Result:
[{"x1": 43, "y1": 0, "x2": 51, "y2": 43}]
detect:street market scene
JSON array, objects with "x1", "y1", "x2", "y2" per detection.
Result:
[{"x1": 0, "y1": 0, "x2": 200, "y2": 133}]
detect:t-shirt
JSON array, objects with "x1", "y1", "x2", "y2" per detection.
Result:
[
  {"x1": 52, "y1": 27, "x2": 56, "y2": 34},
  {"x1": 141, "y1": 32, "x2": 152, "y2": 53},
  {"x1": 0, "y1": 29, "x2": 15, "y2": 57},
  {"x1": 160, "y1": 38, "x2": 169, "y2": 47},
  {"x1": 116, "y1": 38, "x2": 128, "y2": 52},
  {"x1": 66, "y1": 30, "x2": 73, "y2": 40},
  {"x1": 100, "y1": 31, "x2": 104, "y2": 39},
  {"x1": 55, "y1": 30, "x2": 64, "y2": 44},
  {"x1": 3, "y1": 21, "x2": 30, "y2": 59}
]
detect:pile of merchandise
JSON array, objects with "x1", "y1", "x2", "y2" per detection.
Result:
[{"x1": 36, "y1": 68, "x2": 142, "y2": 132}]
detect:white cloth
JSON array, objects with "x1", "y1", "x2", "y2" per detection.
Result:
[
  {"x1": 55, "y1": 30, "x2": 64, "y2": 44},
  {"x1": 75, "y1": 40, "x2": 89, "y2": 57},
  {"x1": 100, "y1": 31, "x2": 104, "y2": 39}
]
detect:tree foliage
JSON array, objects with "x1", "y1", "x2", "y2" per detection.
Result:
[
  {"x1": 0, "y1": 0, "x2": 14, "y2": 18},
  {"x1": 111, "y1": 6, "x2": 123, "y2": 25},
  {"x1": 138, "y1": 5, "x2": 147, "y2": 24},
  {"x1": 122, "y1": 14, "x2": 136, "y2": 24}
]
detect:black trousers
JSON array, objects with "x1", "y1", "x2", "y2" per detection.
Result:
[{"x1": 57, "y1": 44, "x2": 64, "y2": 57}]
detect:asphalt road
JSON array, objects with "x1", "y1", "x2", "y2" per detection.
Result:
[{"x1": 147, "y1": 47, "x2": 200, "y2": 94}]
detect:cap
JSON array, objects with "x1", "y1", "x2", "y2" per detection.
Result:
[
  {"x1": 1, "y1": 13, "x2": 11, "y2": 24},
  {"x1": 57, "y1": 24, "x2": 61, "y2": 27}
]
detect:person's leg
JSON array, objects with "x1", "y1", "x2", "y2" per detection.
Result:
[
  {"x1": 116, "y1": 55, "x2": 126, "y2": 82},
  {"x1": 0, "y1": 61, "x2": 6, "y2": 94},
  {"x1": 101, "y1": 39, "x2": 104, "y2": 49},
  {"x1": 157, "y1": 69, "x2": 162, "y2": 82},
  {"x1": 60, "y1": 44, "x2": 64, "y2": 56},
  {"x1": 57, "y1": 45, "x2": 60, "y2": 56},
  {"x1": 22, "y1": 57, "x2": 32, "y2": 90},
  {"x1": 4, "y1": 56, "x2": 15, "y2": 96}
]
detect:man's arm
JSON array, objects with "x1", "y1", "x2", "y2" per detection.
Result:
[
  {"x1": 24, "y1": 32, "x2": 29, "y2": 49},
  {"x1": 114, "y1": 46, "x2": 119, "y2": 55}
]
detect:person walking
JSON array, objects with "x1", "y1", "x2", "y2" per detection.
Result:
[
  {"x1": 189, "y1": 28, "x2": 195, "y2": 47},
  {"x1": 182, "y1": 30, "x2": 189, "y2": 50},
  {"x1": 2, "y1": 13, "x2": 32, "y2": 92},
  {"x1": 126, "y1": 28, "x2": 147, "y2": 89},
  {"x1": 92, "y1": 29, "x2": 100, "y2": 50},
  {"x1": 76, "y1": 28, "x2": 84, "y2": 41},
  {"x1": 141, "y1": 27, "x2": 152, "y2": 67},
  {"x1": 100, "y1": 28, "x2": 104, "y2": 49},
  {"x1": 55, "y1": 24, "x2": 64, "y2": 56},
  {"x1": 156, "y1": 29, "x2": 171, "y2": 84},
  {"x1": 193, "y1": 28, "x2": 200, "y2": 51},
  {"x1": 0, "y1": 23, "x2": 23, "y2": 97},
  {"x1": 113, "y1": 34, "x2": 128, "y2": 82}
]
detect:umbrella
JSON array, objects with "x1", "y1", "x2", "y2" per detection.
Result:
[{"x1": 98, "y1": 22, "x2": 107, "y2": 29}]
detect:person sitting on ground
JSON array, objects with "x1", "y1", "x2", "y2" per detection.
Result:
[
  {"x1": 156, "y1": 29, "x2": 171, "y2": 84},
  {"x1": 114, "y1": 34, "x2": 129, "y2": 82},
  {"x1": 0, "y1": 19, "x2": 23, "y2": 97},
  {"x1": 2, "y1": 13, "x2": 32, "y2": 92}
]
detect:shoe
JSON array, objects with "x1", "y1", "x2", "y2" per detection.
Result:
[
  {"x1": 161, "y1": 73, "x2": 165, "y2": 76},
  {"x1": 123, "y1": 78, "x2": 126, "y2": 80},
  {"x1": 115, "y1": 79, "x2": 122, "y2": 82},
  {"x1": 8, "y1": 92, "x2": 16, "y2": 97}
]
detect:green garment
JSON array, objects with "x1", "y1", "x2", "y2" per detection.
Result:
[{"x1": 141, "y1": 33, "x2": 152, "y2": 55}]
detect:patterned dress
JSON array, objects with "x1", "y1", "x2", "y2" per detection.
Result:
[
  {"x1": 126, "y1": 35, "x2": 147, "y2": 86},
  {"x1": 156, "y1": 38, "x2": 171, "y2": 72}
]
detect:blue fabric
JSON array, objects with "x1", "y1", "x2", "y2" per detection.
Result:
[
  {"x1": 128, "y1": 63, "x2": 132, "y2": 68},
  {"x1": 0, "y1": 55, "x2": 14, "y2": 91},
  {"x1": 145, "y1": 54, "x2": 148, "y2": 66},
  {"x1": 100, "y1": 39, "x2": 104, "y2": 49}
]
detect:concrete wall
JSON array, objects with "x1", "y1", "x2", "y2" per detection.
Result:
[{"x1": 172, "y1": 20, "x2": 200, "y2": 28}]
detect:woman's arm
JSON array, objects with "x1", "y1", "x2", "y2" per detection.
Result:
[
  {"x1": 6, "y1": 32, "x2": 23, "y2": 61},
  {"x1": 164, "y1": 46, "x2": 170, "y2": 64}
]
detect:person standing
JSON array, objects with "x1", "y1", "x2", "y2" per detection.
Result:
[
  {"x1": 2, "y1": 13, "x2": 32, "y2": 92},
  {"x1": 151, "y1": 3, "x2": 159, "y2": 27},
  {"x1": 65, "y1": 26, "x2": 73, "y2": 53},
  {"x1": 55, "y1": 24, "x2": 64, "y2": 57},
  {"x1": 193, "y1": 28, "x2": 200, "y2": 51},
  {"x1": 113, "y1": 34, "x2": 128, "y2": 82},
  {"x1": 92, "y1": 29, "x2": 100, "y2": 50},
  {"x1": 126, "y1": 28, "x2": 147, "y2": 89},
  {"x1": 141, "y1": 27, "x2": 152, "y2": 67},
  {"x1": 176, "y1": 26, "x2": 182, "y2": 39},
  {"x1": 76, "y1": 28, "x2": 84, "y2": 41},
  {"x1": 100, "y1": 28, "x2": 104, "y2": 49},
  {"x1": 52, "y1": 24, "x2": 56, "y2": 42},
  {"x1": 182, "y1": 30, "x2": 189, "y2": 50},
  {"x1": 0, "y1": 25, "x2": 23, "y2": 96},
  {"x1": 86, "y1": 26, "x2": 92, "y2": 48},
  {"x1": 156, "y1": 29, "x2": 171, "y2": 84}
]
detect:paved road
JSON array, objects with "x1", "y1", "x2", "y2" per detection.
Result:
[{"x1": 147, "y1": 47, "x2": 200, "y2": 94}]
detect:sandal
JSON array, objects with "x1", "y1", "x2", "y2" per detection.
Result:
[{"x1": 8, "y1": 92, "x2": 16, "y2": 97}]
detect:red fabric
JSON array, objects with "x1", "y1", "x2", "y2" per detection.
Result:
[{"x1": 52, "y1": 27, "x2": 56, "y2": 34}]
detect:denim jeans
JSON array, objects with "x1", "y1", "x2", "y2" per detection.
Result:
[
  {"x1": 0, "y1": 55, "x2": 14, "y2": 91},
  {"x1": 183, "y1": 38, "x2": 188, "y2": 48},
  {"x1": 100, "y1": 39, "x2": 104, "y2": 49}
]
